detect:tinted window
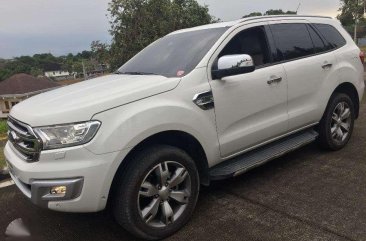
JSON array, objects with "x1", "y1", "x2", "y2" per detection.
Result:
[
  {"x1": 315, "y1": 24, "x2": 346, "y2": 49},
  {"x1": 270, "y1": 23, "x2": 314, "y2": 61},
  {"x1": 307, "y1": 25, "x2": 327, "y2": 53},
  {"x1": 117, "y1": 27, "x2": 228, "y2": 78},
  {"x1": 219, "y1": 26, "x2": 271, "y2": 66}
]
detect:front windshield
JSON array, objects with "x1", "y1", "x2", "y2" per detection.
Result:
[{"x1": 117, "y1": 27, "x2": 229, "y2": 78}]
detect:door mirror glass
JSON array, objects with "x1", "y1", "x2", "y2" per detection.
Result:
[{"x1": 212, "y1": 54, "x2": 255, "y2": 79}]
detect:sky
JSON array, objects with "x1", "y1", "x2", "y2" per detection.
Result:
[{"x1": 0, "y1": 0, "x2": 341, "y2": 59}]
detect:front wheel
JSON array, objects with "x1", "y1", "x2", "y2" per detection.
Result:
[
  {"x1": 318, "y1": 93, "x2": 355, "y2": 151},
  {"x1": 113, "y1": 145, "x2": 199, "y2": 240}
]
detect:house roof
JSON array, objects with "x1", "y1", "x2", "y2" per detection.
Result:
[{"x1": 0, "y1": 73, "x2": 60, "y2": 96}]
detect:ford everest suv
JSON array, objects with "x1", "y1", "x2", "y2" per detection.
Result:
[{"x1": 4, "y1": 16, "x2": 365, "y2": 240}]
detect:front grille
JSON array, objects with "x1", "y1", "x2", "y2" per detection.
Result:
[{"x1": 7, "y1": 116, "x2": 42, "y2": 162}]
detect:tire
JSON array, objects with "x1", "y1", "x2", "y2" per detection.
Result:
[
  {"x1": 318, "y1": 93, "x2": 355, "y2": 151},
  {"x1": 113, "y1": 145, "x2": 200, "y2": 240}
]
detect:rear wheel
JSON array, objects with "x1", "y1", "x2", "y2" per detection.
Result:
[
  {"x1": 113, "y1": 145, "x2": 199, "y2": 240},
  {"x1": 318, "y1": 93, "x2": 355, "y2": 150}
]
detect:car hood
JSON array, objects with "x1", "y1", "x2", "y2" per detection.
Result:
[{"x1": 10, "y1": 74, "x2": 180, "y2": 127}]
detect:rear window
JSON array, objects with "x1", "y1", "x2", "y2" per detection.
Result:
[
  {"x1": 314, "y1": 24, "x2": 346, "y2": 49},
  {"x1": 270, "y1": 23, "x2": 314, "y2": 61}
]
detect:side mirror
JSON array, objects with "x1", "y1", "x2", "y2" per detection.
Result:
[{"x1": 212, "y1": 54, "x2": 255, "y2": 79}]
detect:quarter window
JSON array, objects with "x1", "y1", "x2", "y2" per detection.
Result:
[
  {"x1": 314, "y1": 24, "x2": 346, "y2": 49},
  {"x1": 270, "y1": 23, "x2": 314, "y2": 61}
]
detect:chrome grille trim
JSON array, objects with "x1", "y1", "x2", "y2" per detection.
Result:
[{"x1": 7, "y1": 116, "x2": 42, "y2": 162}]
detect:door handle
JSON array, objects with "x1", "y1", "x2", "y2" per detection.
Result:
[
  {"x1": 267, "y1": 76, "x2": 282, "y2": 85},
  {"x1": 322, "y1": 63, "x2": 333, "y2": 69}
]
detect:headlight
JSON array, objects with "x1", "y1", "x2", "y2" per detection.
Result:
[{"x1": 34, "y1": 121, "x2": 101, "y2": 150}]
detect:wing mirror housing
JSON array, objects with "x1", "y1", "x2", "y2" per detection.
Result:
[{"x1": 212, "y1": 54, "x2": 255, "y2": 79}]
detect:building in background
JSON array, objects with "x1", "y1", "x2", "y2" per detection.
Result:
[
  {"x1": 44, "y1": 70, "x2": 74, "y2": 80},
  {"x1": 0, "y1": 73, "x2": 60, "y2": 118}
]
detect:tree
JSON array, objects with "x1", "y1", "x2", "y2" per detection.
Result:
[
  {"x1": 243, "y1": 9, "x2": 296, "y2": 19},
  {"x1": 0, "y1": 51, "x2": 96, "y2": 81},
  {"x1": 243, "y1": 12, "x2": 262, "y2": 18},
  {"x1": 338, "y1": 0, "x2": 364, "y2": 25},
  {"x1": 91, "y1": 40, "x2": 110, "y2": 65},
  {"x1": 264, "y1": 9, "x2": 297, "y2": 15},
  {"x1": 108, "y1": 0, "x2": 217, "y2": 70},
  {"x1": 337, "y1": 0, "x2": 365, "y2": 41},
  {"x1": 30, "y1": 67, "x2": 43, "y2": 77}
]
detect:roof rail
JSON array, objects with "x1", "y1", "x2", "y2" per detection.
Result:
[{"x1": 240, "y1": 15, "x2": 333, "y2": 23}]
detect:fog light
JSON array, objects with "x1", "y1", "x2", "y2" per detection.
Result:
[{"x1": 50, "y1": 186, "x2": 67, "y2": 196}]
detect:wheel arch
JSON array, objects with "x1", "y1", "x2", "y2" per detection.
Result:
[
  {"x1": 332, "y1": 82, "x2": 360, "y2": 119},
  {"x1": 108, "y1": 130, "x2": 210, "y2": 207}
]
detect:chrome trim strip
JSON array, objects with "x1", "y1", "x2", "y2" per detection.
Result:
[
  {"x1": 7, "y1": 116, "x2": 42, "y2": 162},
  {"x1": 7, "y1": 121, "x2": 29, "y2": 137},
  {"x1": 9, "y1": 142, "x2": 33, "y2": 161},
  {"x1": 193, "y1": 90, "x2": 214, "y2": 110}
]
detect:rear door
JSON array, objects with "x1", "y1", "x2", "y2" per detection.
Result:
[{"x1": 268, "y1": 20, "x2": 338, "y2": 131}]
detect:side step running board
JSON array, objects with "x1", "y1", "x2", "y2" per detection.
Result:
[{"x1": 210, "y1": 129, "x2": 319, "y2": 180}]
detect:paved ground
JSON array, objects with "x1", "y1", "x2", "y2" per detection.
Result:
[{"x1": 1, "y1": 98, "x2": 365, "y2": 241}]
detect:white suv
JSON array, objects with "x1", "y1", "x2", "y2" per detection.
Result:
[{"x1": 4, "y1": 16, "x2": 365, "y2": 240}]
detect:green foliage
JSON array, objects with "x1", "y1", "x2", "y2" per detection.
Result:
[
  {"x1": 265, "y1": 9, "x2": 296, "y2": 15},
  {"x1": 0, "y1": 146, "x2": 5, "y2": 169},
  {"x1": 337, "y1": 0, "x2": 365, "y2": 25},
  {"x1": 0, "y1": 120, "x2": 7, "y2": 135},
  {"x1": 91, "y1": 41, "x2": 111, "y2": 65},
  {"x1": 243, "y1": 9, "x2": 296, "y2": 19},
  {"x1": 108, "y1": 0, "x2": 217, "y2": 70},
  {"x1": 337, "y1": 0, "x2": 366, "y2": 40},
  {"x1": 0, "y1": 44, "x2": 110, "y2": 81},
  {"x1": 243, "y1": 12, "x2": 263, "y2": 18},
  {"x1": 0, "y1": 53, "x2": 67, "y2": 81},
  {"x1": 343, "y1": 22, "x2": 366, "y2": 40}
]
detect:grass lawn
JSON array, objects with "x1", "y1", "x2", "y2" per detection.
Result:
[
  {"x1": 0, "y1": 119, "x2": 7, "y2": 138},
  {"x1": 0, "y1": 146, "x2": 5, "y2": 170},
  {"x1": 0, "y1": 120, "x2": 7, "y2": 169}
]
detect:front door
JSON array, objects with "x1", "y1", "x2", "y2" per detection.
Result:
[{"x1": 209, "y1": 23, "x2": 288, "y2": 157}]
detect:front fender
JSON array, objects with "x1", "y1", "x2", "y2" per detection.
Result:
[{"x1": 85, "y1": 92, "x2": 220, "y2": 166}]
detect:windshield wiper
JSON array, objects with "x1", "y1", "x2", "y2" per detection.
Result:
[{"x1": 115, "y1": 71, "x2": 159, "y2": 76}]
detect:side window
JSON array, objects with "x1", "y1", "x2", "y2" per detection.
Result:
[
  {"x1": 270, "y1": 23, "x2": 314, "y2": 61},
  {"x1": 314, "y1": 24, "x2": 346, "y2": 49},
  {"x1": 219, "y1": 26, "x2": 271, "y2": 67},
  {"x1": 307, "y1": 25, "x2": 327, "y2": 53}
]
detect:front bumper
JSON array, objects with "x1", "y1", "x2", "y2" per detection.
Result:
[
  {"x1": 4, "y1": 142, "x2": 130, "y2": 213},
  {"x1": 9, "y1": 171, "x2": 83, "y2": 208}
]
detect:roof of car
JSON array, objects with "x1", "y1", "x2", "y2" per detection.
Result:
[{"x1": 171, "y1": 15, "x2": 334, "y2": 35}]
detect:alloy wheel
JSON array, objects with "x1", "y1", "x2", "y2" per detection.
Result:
[
  {"x1": 137, "y1": 161, "x2": 191, "y2": 228},
  {"x1": 330, "y1": 101, "x2": 352, "y2": 143}
]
